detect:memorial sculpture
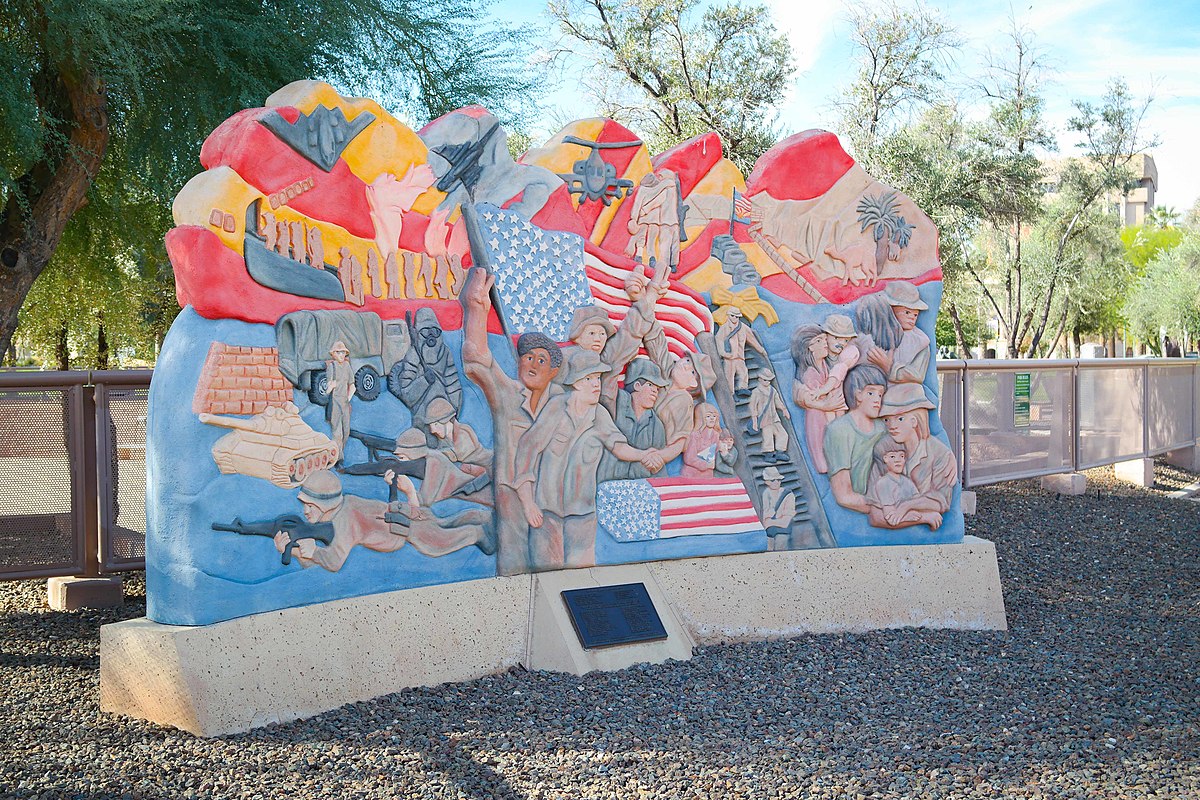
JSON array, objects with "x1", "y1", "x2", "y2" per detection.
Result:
[{"x1": 149, "y1": 81, "x2": 962, "y2": 626}]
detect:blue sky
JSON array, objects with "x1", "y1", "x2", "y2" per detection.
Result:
[{"x1": 497, "y1": 0, "x2": 1200, "y2": 214}]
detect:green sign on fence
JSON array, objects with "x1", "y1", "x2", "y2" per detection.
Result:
[{"x1": 1014, "y1": 372, "x2": 1031, "y2": 428}]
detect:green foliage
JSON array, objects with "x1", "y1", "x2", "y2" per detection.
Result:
[
  {"x1": 1124, "y1": 230, "x2": 1200, "y2": 346},
  {"x1": 1, "y1": 0, "x2": 536, "y2": 364},
  {"x1": 549, "y1": 0, "x2": 795, "y2": 173},
  {"x1": 836, "y1": 0, "x2": 960, "y2": 165},
  {"x1": 1121, "y1": 223, "x2": 1183, "y2": 274},
  {"x1": 934, "y1": 307, "x2": 982, "y2": 351}
]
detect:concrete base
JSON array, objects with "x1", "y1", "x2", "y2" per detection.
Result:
[
  {"x1": 961, "y1": 490, "x2": 977, "y2": 516},
  {"x1": 1164, "y1": 445, "x2": 1200, "y2": 472},
  {"x1": 1114, "y1": 457, "x2": 1155, "y2": 487},
  {"x1": 1041, "y1": 473, "x2": 1087, "y2": 495},
  {"x1": 101, "y1": 537, "x2": 1006, "y2": 736},
  {"x1": 47, "y1": 576, "x2": 123, "y2": 611}
]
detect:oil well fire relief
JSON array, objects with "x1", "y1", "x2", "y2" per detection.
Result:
[{"x1": 150, "y1": 81, "x2": 962, "y2": 626}]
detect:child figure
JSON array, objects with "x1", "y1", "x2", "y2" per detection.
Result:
[
  {"x1": 866, "y1": 437, "x2": 939, "y2": 528},
  {"x1": 714, "y1": 429, "x2": 738, "y2": 477},
  {"x1": 682, "y1": 403, "x2": 721, "y2": 477}
]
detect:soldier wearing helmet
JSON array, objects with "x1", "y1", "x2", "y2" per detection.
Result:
[{"x1": 276, "y1": 469, "x2": 492, "y2": 572}]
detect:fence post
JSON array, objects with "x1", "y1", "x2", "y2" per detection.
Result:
[
  {"x1": 1072, "y1": 362, "x2": 1080, "y2": 473},
  {"x1": 1142, "y1": 362, "x2": 1151, "y2": 458},
  {"x1": 962, "y1": 365, "x2": 972, "y2": 489},
  {"x1": 80, "y1": 374, "x2": 101, "y2": 578},
  {"x1": 45, "y1": 372, "x2": 123, "y2": 610}
]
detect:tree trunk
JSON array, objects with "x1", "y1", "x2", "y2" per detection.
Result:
[
  {"x1": 97, "y1": 312, "x2": 109, "y2": 371},
  {"x1": 873, "y1": 233, "x2": 888, "y2": 275},
  {"x1": 947, "y1": 301, "x2": 969, "y2": 358},
  {"x1": 1071, "y1": 328, "x2": 1082, "y2": 359},
  {"x1": 55, "y1": 325, "x2": 70, "y2": 371},
  {"x1": 0, "y1": 69, "x2": 109, "y2": 359}
]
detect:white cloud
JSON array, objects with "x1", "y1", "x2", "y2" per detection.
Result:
[{"x1": 765, "y1": 0, "x2": 844, "y2": 73}]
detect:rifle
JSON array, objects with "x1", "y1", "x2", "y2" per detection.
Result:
[
  {"x1": 349, "y1": 428, "x2": 397, "y2": 459},
  {"x1": 211, "y1": 514, "x2": 335, "y2": 566},
  {"x1": 338, "y1": 457, "x2": 425, "y2": 502}
]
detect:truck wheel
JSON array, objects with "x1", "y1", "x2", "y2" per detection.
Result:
[
  {"x1": 355, "y1": 365, "x2": 382, "y2": 401},
  {"x1": 387, "y1": 361, "x2": 406, "y2": 400},
  {"x1": 307, "y1": 369, "x2": 330, "y2": 406}
]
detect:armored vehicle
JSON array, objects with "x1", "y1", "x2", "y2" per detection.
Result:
[{"x1": 200, "y1": 404, "x2": 339, "y2": 487}]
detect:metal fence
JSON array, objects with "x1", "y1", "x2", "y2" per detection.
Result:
[
  {"x1": 937, "y1": 358, "x2": 1200, "y2": 488},
  {"x1": 0, "y1": 370, "x2": 150, "y2": 580},
  {"x1": 0, "y1": 360, "x2": 1195, "y2": 580}
]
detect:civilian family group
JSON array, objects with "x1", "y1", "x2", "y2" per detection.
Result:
[{"x1": 791, "y1": 281, "x2": 957, "y2": 530}]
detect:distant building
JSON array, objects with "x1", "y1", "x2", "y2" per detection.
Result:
[
  {"x1": 1120, "y1": 154, "x2": 1157, "y2": 227},
  {"x1": 1039, "y1": 152, "x2": 1157, "y2": 227}
]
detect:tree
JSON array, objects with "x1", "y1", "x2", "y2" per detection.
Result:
[
  {"x1": 835, "y1": 0, "x2": 960, "y2": 171},
  {"x1": 549, "y1": 0, "x2": 795, "y2": 172},
  {"x1": 1121, "y1": 222, "x2": 1182, "y2": 274},
  {"x1": 1124, "y1": 230, "x2": 1200, "y2": 349},
  {"x1": 0, "y1": 0, "x2": 535, "y2": 361},
  {"x1": 1144, "y1": 205, "x2": 1180, "y2": 228},
  {"x1": 1020, "y1": 78, "x2": 1156, "y2": 354}
]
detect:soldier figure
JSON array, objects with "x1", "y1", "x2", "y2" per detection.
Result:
[
  {"x1": 748, "y1": 367, "x2": 791, "y2": 464},
  {"x1": 460, "y1": 268, "x2": 564, "y2": 576},
  {"x1": 599, "y1": 358, "x2": 670, "y2": 481},
  {"x1": 306, "y1": 225, "x2": 325, "y2": 269},
  {"x1": 325, "y1": 341, "x2": 354, "y2": 464},
  {"x1": 716, "y1": 307, "x2": 768, "y2": 398},
  {"x1": 425, "y1": 397, "x2": 492, "y2": 477},
  {"x1": 514, "y1": 349, "x2": 662, "y2": 571},
  {"x1": 625, "y1": 169, "x2": 682, "y2": 270},
  {"x1": 759, "y1": 466, "x2": 795, "y2": 551},
  {"x1": 396, "y1": 307, "x2": 464, "y2": 432},
  {"x1": 275, "y1": 470, "x2": 493, "y2": 572}
]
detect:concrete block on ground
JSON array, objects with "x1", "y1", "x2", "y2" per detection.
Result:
[
  {"x1": 650, "y1": 535, "x2": 1006, "y2": 643},
  {"x1": 47, "y1": 576, "x2": 123, "y2": 611},
  {"x1": 1114, "y1": 457, "x2": 1154, "y2": 487},
  {"x1": 102, "y1": 539, "x2": 1006, "y2": 737},
  {"x1": 101, "y1": 575, "x2": 531, "y2": 737},
  {"x1": 961, "y1": 490, "x2": 977, "y2": 516},
  {"x1": 1163, "y1": 445, "x2": 1200, "y2": 472},
  {"x1": 1041, "y1": 473, "x2": 1087, "y2": 495}
]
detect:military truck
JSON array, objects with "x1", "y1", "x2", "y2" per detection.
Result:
[{"x1": 275, "y1": 310, "x2": 411, "y2": 405}]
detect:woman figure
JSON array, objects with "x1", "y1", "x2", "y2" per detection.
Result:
[
  {"x1": 790, "y1": 324, "x2": 855, "y2": 473},
  {"x1": 867, "y1": 383, "x2": 957, "y2": 530},
  {"x1": 856, "y1": 282, "x2": 930, "y2": 385},
  {"x1": 656, "y1": 350, "x2": 716, "y2": 462},
  {"x1": 682, "y1": 403, "x2": 722, "y2": 477}
]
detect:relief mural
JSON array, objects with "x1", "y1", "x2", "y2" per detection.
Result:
[{"x1": 149, "y1": 81, "x2": 963, "y2": 625}]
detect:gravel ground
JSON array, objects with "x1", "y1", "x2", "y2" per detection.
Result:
[{"x1": 1, "y1": 465, "x2": 1197, "y2": 799}]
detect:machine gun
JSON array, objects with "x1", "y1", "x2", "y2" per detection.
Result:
[
  {"x1": 338, "y1": 456, "x2": 427, "y2": 502},
  {"x1": 349, "y1": 428, "x2": 401, "y2": 459},
  {"x1": 211, "y1": 514, "x2": 335, "y2": 566}
]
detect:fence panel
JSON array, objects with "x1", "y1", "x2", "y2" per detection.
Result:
[
  {"x1": 0, "y1": 378, "x2": 86, "y2": 579},
  {"x1": 97, "y1": 381, "x2": 150, "y2": 571},
  {"x1": 937, "y1": 363, "x2": 964, "y2": 480},
  {"x1": 963, "y1": 364, "x2": 1074, "y2": 487},
  {"x1": 1077, "y1": 364, "x2": 1145, "y2": 469},
  {"x1": 1146, "y1": 363, "x2": 1196, "y2": 455}
]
